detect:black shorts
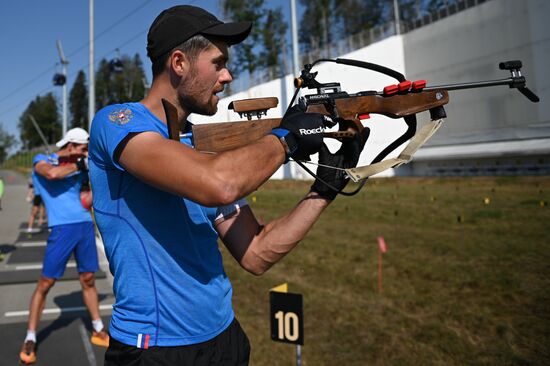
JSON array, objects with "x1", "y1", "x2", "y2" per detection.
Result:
[
  {"x1": 104, "y1": 318, "x2": 250, "y2": 366},
  {"x1": 32, "y1": 195, "x2": 43, "y2": 206}
]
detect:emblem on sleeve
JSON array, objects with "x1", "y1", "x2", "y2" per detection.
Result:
[
  {"x1": 109, "y1": 109, "x2": 133, "y2": 125},
  {"x1": 47, "y1": 155, "x2": 59, "y2": 166}
]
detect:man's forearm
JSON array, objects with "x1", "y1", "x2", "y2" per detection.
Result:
[
  {"x1": 120, "y1": 132, "x2": 287, "y2": 207},
  {"x1": 241, "y1": 191, "x2": 330, "y2": 275},
  {"x1": 35, "y1": 162, "x2": 79, "y2": 180}
]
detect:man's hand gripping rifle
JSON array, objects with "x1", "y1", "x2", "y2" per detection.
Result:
[{"x1": 163, "y1": 58, "x2": 539, "y2": 196}]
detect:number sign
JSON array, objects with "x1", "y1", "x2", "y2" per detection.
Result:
[{"x1": 270, "y1": 291, "x2": 304, "y2": 345}]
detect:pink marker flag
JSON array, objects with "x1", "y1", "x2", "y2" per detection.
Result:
[{"x1": 377, "y1": 236, "x2": 387, "y2": 253}]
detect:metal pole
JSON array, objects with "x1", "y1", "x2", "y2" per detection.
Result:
[
  {"x1": 88, "y1": 0, "x2": 95, "y2": 131},
  {"x1": 296, "y1": 344, "x2": 302, "y2": 366},
  {"x1": 62, "y1": 63, "x2": 68, "y2": 134},
  {"x1": 393, "y1": 0, "x2": 400, "y2": 35},
  {"x1": 56, "y1": 40, "x2": 69, "y2": 136},
  {"x1": 378, "y1": 249, "x2": 383, "y2": 294},
  {"x1": 289, "y1": 0, "x2": 300, "y2": 180},
  {"x1": 290, "y1": 0, "x2": 300, "y2": 76},
  {"x1": 29, "y1": 115, "x2": 52, "y2": 155}
]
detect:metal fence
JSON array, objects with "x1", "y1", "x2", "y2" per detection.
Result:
[
  {"x1": 402, "y1": 0, "x2": 489, "y2": 33},
  {"x1": 1, "y1": 146, "x2": 53, "y2": 171}
]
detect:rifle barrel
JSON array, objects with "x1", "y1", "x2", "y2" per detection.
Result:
[{"x1": 423, "y1": 77, "x2": 515, "y2": 92}]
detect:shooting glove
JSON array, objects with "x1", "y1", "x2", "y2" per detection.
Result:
[
  {"x1": 76, "y1": 157, "x2": 88, "y2": 172},
  {"x1": 310, "y1": 121, "x2": 369, "y2": 200},
  {"x1": 272, "y1": 105, "x2": 331, "y2": 161}
]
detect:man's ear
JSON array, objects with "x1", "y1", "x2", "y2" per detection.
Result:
[{"x1": 170, "y1": 50, "x2": 190, "y2": 77}]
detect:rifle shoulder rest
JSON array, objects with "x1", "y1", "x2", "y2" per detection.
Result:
[{"x1": 228, "y1": 97, "x2": 279, "y2": 119}]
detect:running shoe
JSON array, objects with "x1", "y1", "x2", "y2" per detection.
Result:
[
  {"x1": 19, "y1": 340, "x2": 36, "y2": 364},
  {"x1": 90, "y1": 329, "x2": 109, "y2": 347}
]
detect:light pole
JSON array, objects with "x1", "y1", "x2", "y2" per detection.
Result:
[
  {"x1": 393, "y1": 0, "x2": 400, "y2": 35},
  {"x1": 89, "y1": 0, "x2": 95, "y2": 131},
  {"x1": 56, "y1": 40, "x2": 69, "y2": 136},
  {"x1": 290, "y1": 0, "x2": 300, "y2": 76}
]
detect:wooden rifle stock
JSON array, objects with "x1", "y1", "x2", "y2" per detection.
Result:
[
  {"x1": 193, "y1": 118, "x2": 281, "y2": 152},
  {"x1": 162, "y1": 99, "x2": 181, "y2": 141},
  {"x1": 308, "y1": 89, "x2": 449, "y2": 119}
]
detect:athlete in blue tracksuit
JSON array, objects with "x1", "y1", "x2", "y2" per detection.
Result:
[
  {"x1": 89, "y1": 5, "x2": 363, "y2": 365},
  {"x1": 19, "y1": 128, "x2": 109, "y2": 365}
]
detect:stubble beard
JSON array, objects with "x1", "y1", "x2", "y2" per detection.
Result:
[{"x1": 178, "y1": 67, "x2": 218, "y2": 116}]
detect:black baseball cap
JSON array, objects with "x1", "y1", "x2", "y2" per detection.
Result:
[{"x1": 147, "y1": 5, "x2": 252, "y2": 61}]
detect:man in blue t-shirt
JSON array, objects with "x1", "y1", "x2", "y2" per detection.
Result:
[
  {"x1": 19, "y1": 128, "x2": 110, "y2": 365},
  {"x1": 89, "y1": 5, "x2": 366, "y2": 366}
]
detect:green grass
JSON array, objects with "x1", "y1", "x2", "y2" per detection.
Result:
[
  {"x1": 221, "y1": 177, "x2": 550, "y2": 365},
  {"x1": 1, "y1": 149, "x2": 42, "y2": 175}
]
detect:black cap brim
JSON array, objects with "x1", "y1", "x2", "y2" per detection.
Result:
[{"x1": 201, "y1": 21, "x2": 252, "y2": 45}]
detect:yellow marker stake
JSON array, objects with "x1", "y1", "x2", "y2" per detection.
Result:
[{"x1": 270, "y1": 283, "x2": 288, "y2": 293}]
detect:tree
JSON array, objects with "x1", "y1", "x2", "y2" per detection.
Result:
[
  {"x1": 397, "y1": 0, "x2": 454, "y2": 24},
  {"x1": 0, "y1": 123, "x2": 16, "y2": 163},
  {"x1": 334, "y1": 0, "x2": 385, "y2": 36},
  {"x1": 18, "y1": 93, "x2": 60, "y2": 150},
  {"x1": 128, "y1": 54, "x2": 147, "y2": 101},
  {"x1": 95, "y1": 53, "x2": 147, "y2": 111},
  {"x1": 398, "y1": 0, "x2": 422, "y2": 23},
  {"x1": 298, "y1": 0, "x2": 336, "y2": 53},
  {"x1": 260, "y1": 7, "x2": 288, "y2": 78},
  {"x1": 222, "y1": 0, "x2": 265, "y2": 77},
  {"x1": 69, "y1": 70, "x2": 88, "y2": 130},
  {"x1": 95, "y1": 59, "x2": 113, "y2": 110}
]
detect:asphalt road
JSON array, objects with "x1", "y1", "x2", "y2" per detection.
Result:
[{"x1": 0, "y1": 170, "x2": 113, "y2": 365}]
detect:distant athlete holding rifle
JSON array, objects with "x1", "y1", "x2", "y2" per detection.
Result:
[{"x1": 19, "y1": 128, "x2": 108, "y2": 365}]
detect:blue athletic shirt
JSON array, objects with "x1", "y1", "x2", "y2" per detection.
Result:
[
  {"x1": 32, "y1": 154, "x2": 92, "y2": 227},
  {"x1": 89, "y1": 102, "x2": 238, "y2": 348}
]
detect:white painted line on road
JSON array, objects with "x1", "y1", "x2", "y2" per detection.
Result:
[
  {"x1": 15, "y1": 263, "x2": 76, "y2": 270},
  {"x1": 18, "y1": 241, "x2": 47, "y2": 247},
  {"x1": 5, "y1": 304, "x2": 113, "y2": 318},
  {"x1": 19, "y1": 228, "x2": 42, "y2": 234},
  {"x1": 79, "y1": 323, "x2": 98, "y2": 366}
]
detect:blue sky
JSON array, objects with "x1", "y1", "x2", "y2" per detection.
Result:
[{"x1": 0, "y1": 0, "x2": 295, "y2": 143}]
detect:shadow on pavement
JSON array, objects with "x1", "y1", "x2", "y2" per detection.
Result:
[
  {"x1": 0, "y1": 243, "x2": 16, "y2": 255},
  {"x1": 36, "y1": 290, "x2": 111, "y2": 346}
]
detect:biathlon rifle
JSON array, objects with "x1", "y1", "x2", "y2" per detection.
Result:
[{"x1": 162, "y1": 58, "x2": 539, "y2": 196}]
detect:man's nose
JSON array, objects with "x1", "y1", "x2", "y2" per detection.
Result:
[{"x1": 220, "y1": 68, "x2": 233, "y2": 83}]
